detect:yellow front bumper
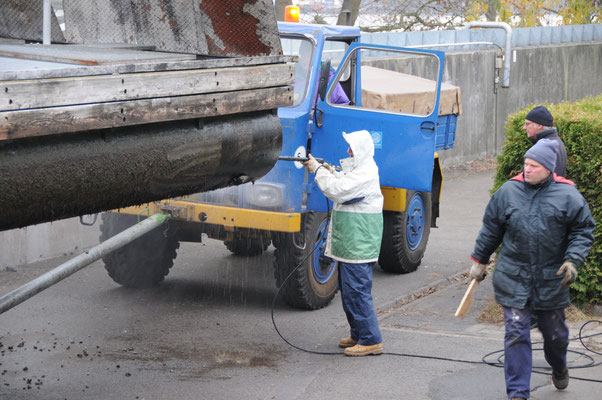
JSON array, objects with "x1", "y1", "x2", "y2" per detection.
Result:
[
  {"x1": 113, "y1": 180, "x2": 421, "y2": 234},
  {"x1": 113, "y1": 200, "x2": 301, "y2": 233}
]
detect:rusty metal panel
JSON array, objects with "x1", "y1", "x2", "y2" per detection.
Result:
[
  {"x1": 0, "y1": 0, "x2": 65, "y2": 42},
  {"x1": 199, "y1": 0, "x2": 282, "y2": 57},
  {"x1": 59, "y1": 0, "x2": 281, "y2": 57}
]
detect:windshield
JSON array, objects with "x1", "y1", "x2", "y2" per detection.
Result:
[{"x1": 280, "y1": 36, "x2": 314, "y2": 107}]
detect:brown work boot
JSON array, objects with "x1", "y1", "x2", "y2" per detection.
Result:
[
  {"x1": 343, "y1": 343, "x2": 383, "y2": 357},
  {"x1": 338, "y1": 337, "x2": 358, "y2": 348}
]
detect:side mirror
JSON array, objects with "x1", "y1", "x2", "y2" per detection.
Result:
[{"x1": 317, "y1": 60, "x2": 331, "y2": 102}]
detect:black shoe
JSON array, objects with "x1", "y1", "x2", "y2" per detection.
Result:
[
  {"x1": 510, "y1": 397, "x2": 527, "y2": 400},
  {"x1": 552, "y1": 368, "x2": 569, "y2": 390}
]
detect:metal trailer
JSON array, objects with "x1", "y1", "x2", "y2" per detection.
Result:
[
  {"x1": 0, "y1": 1, "x2": 296, "y2": 314},
  {"x1": 102, "y1": 22, "x2": 461, "y2": 310},
  {"x1": 0, "y1": 0, "x2": 293, "y2": 231}
]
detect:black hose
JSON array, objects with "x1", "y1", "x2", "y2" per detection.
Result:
[
  {"x1": 271, "y1": 198, "x2": 340, "y2": 355},
  {"x1": 270, "y1": 237, "x2": 602, "y2": 382},
  {"x1": 268, "y1": 183, "x2": 602, "y2": 383}
]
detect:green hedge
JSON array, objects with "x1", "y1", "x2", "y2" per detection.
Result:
[{"x1": 493, "y1": 95, "x2": 602, "y2": 305}]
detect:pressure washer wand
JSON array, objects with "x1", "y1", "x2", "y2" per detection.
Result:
[{"x1": 278, "y1": 156, "x2": 325, "y2": 164}]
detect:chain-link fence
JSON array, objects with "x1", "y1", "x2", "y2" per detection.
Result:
[{"x1": 0, "y1": 0, "x2": 65, "y2": 43}]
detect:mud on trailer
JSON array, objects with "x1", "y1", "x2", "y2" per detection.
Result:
[{"x1": 102, "y1": 22, "x2": 462, "y2": 310}]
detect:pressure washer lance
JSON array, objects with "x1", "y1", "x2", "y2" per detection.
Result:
[
  {"x1": 278, "y1": 156, "x2": 341, "y2": 171},
  {"x1": 278, "y1": 156, "x2": 325, "y2": 163}
]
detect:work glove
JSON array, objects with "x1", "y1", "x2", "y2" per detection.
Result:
[
  {"x1": 469, "y1": 261, "x2": 487, "y2": 282},
  {"x1": 556, "y1": 261, "x2": 578, "y2": 287},
  {"x1": 303, "y1": 154, "x2": 321, "y2": 174},
  {"x1": 323, "y1": 162, "x2": 336, "y2": 174}
]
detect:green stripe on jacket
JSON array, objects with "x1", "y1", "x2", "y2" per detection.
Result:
[{"x1": 330, "y1": 210, "x2": 383, "y2": 261}]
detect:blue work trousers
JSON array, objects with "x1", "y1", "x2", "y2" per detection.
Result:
[
  {"x1": 502, "y1": 306, "x2": 569, "y2": 399},
  {"x1": 338, "y1": 262, "x2": 382, "y2": 346}
]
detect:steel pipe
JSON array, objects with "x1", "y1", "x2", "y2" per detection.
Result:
[
  {"x1": 0, "y1": 213, "x2": 169, "y2": 315},
  {"x1": 466, "y1": 21, "x2": 512, "y2": 87},
  {"x1": 43, "y1": 0, "x2": 51, "y2": 44}
]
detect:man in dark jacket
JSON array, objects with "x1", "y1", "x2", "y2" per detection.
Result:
[
  {"x1": 523, "y1": 105, "x2": 567, "y2": 176},
  {"x1": 468, "y1": 139, "x2": 595, "y2": 400}
]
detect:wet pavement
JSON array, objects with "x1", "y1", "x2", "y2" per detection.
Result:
[{"x1": 0, "y1": 167, "x2": 600, "y2": 400}]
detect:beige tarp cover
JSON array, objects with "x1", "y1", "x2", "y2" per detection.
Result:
[{"x1": 361, "y1": 66, "x2": 462, "y2": 116}]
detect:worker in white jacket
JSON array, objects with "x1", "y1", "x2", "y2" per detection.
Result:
[{"x1": 304, "y1": 130, "x2": 384, "y2": 356}]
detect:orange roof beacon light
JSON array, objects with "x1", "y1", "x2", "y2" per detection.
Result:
[{"x1": 284, "y1": 5, "x2": 300, "y2": 23}]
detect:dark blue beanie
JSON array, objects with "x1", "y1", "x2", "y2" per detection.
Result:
[
  {"x1": 526, "y1": 106, "x2": 554, "y2": 126},
  {"x1": 525, "y1": 138, "x2": 558, "y2": 172}
]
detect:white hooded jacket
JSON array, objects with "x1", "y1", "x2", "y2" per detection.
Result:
[{"x1": 314, "y1": 130, "x2": 384, "y2": 263}]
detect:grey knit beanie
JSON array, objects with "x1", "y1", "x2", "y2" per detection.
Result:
[
  {"x1": 526, "y1": 106, "x2": 554, "y2": 126},
  {"x1": 525, "y1": 138, "x2": 558, "y2": 172}
]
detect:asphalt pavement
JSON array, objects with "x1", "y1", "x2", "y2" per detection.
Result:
[{"x1": 0, "y1": 165, "x2": 600, "y2": 400}]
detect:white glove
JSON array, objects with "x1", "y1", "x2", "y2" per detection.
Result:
[
  {"x1": 469, "y1": 262, "x2": 487, "y2": 282},
  {"x1": 557, "y1": 261, "x2": 578, "y2": 287},
  {"x1": 303, "y1": 154, "x2": 320, "y2": 174}
]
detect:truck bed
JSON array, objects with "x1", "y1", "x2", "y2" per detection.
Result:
[{"x1": 361, "y1": 65, "x2": 460, "y2": 150}]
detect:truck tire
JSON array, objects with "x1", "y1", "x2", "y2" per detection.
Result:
[
  {"x1": 100, "y1": 213, "x2": 179, "y2": 288},
  {"x1": 224, "y1": 237, "x2": 270, "y2": 256},
  {"x1": 378, "y1": 191, "x2": 431, "y2": 274},
  {"x1": 273, "y1": 212, "x2": 338, "y2": 310}
]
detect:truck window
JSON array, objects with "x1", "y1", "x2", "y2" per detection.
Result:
[
  {"x1": 328, "y1": 48, "x2": 451, "y2": 118},
  {"x1": 322, "y1": 39, "x2": 350, "y2": 81},
  {"x1": 281, "y1": 36, "x2": 314, "y2": 106}
]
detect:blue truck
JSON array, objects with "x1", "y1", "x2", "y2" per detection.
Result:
[{"x1": 101, "y1": 22, "x2": 460, "y2": 310}]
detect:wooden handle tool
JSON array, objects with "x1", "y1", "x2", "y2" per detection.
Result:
[{"x1": 454, "y1": 278, "x2": 479, "y2": 318}]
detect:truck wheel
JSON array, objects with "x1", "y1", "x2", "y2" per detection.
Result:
[
  {"x1": 273, "y1": 212, "x2": 338, "y2": 310},
  {"x1": 99, "y1": 213, "x2": 179, "y2": 288},
  {"x1": 224, "y1": 237, "x2": 270, "y2": 256},
  {"x1": 379, "y1": 190, "x2": 431, "y2": 274}
]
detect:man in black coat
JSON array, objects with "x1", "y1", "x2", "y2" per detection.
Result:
[
  {"x1": 469, "y1": 139, "x2": 595, "y2": 400},
  {"x1": 523, "y1": 105, "x2": 567, "y2": 176}
]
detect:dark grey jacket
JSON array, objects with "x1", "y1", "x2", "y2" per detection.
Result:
[
  {"x1": 471, "y1": 173, "x2": 595, "y2": 310},
  {"x1": 533, "y1": 127, "x2": 567, "y2": 177}
]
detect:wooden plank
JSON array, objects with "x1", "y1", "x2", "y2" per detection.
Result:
[
  {"x1": 454, "y1": 279, "x2": 479, "y2": 318},
  {"x1": 0, "y1": 44, "x2": 196, "y2": 66},
  {"x1": 0, "y1": 55, "x2": 294, "y2": 81},
  {"x1": 1, "y1": 63, "x2": 294, "y2": 111},
  {"x1": 0, "y1": 86, "x2": 293, "y2": 140}
]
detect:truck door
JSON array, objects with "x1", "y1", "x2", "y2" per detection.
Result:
[{"x1": 310, "y1": 43, "x2": 445, "y2": 197}]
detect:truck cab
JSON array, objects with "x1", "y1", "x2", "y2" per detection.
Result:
[{"x1": 102, "y1": 22, "x2": 460, "y2": 310}]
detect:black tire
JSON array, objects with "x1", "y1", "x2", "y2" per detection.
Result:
[
  {"x1": 273, "y1": 212, "x2": 338, "y2": 310},
  {"x1": 378, "y1": 190, "x2": 432, "y2": 274},
  {"x1": 100, "y1": 213, "x2": 179, "y2": 288},
  {"x1": 224, "y1": 237, "x2": 270, "y2": 256}
]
